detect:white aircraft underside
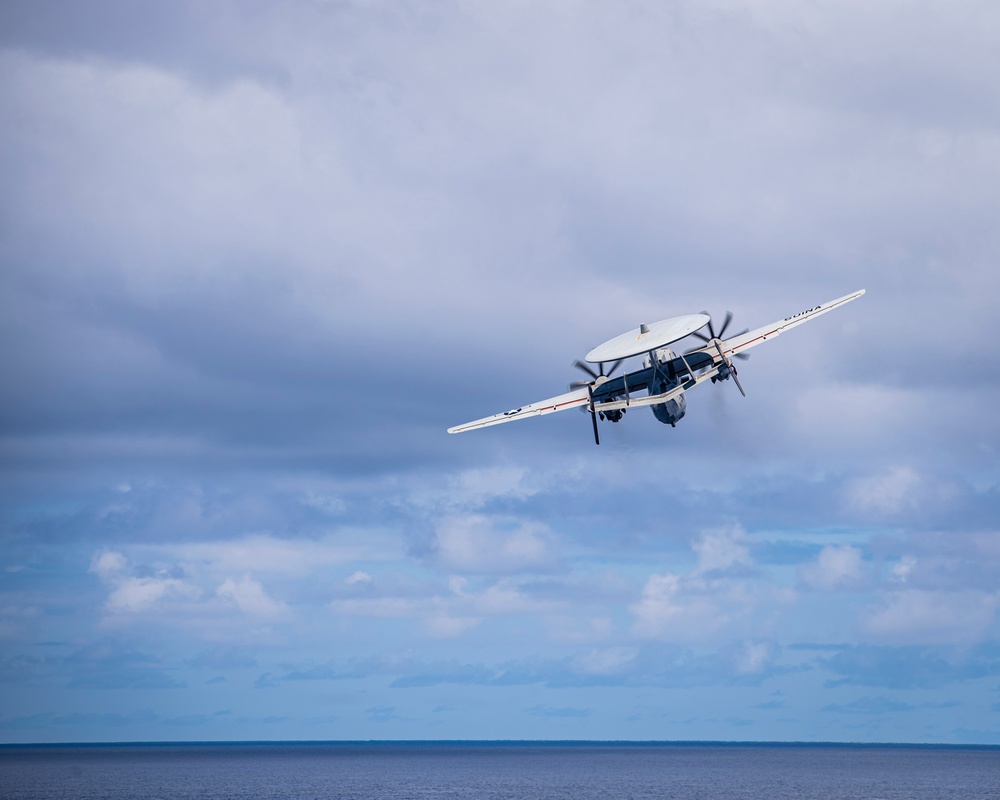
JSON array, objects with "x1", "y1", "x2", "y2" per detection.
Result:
[{"x1": 448, "y1": 289, "x2": 865, "y2": 444}]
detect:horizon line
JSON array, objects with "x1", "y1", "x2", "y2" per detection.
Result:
[{"x1": 3, "y1": 739, "x2": 998, "y2": 749}]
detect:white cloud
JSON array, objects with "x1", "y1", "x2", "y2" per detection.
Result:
[
  {"x1": 890, "y1": 555, "x2": 917, "y2": 583},
  {"x1": 90, "y1": 547, "x2": 291, "y2": 624},
  {"x1": 452, "y1": 466, "x2": 536, "y2": 509},
  {"x1": 630, "y1": 573, "x2": 730, "y2": 641},
  {"x1": 217, "y1": 575, "x2": 289, "y2": 620},
  {"x1": 798, "y1": 544, "x2": 865, "y2": 591},
  {"x1": 105, "y1": 575, "x2": 199, "y2": 614},
  {"x1": 89, "y1": 550, "x2": 128, "y2": 581},
  {"x1": 693, "y1": 525, "x2": 752, "y2": 573},
  {"x1": 328, "y1": 573, "x2": 561, "y2": 640},
  {"x1": 735, "y1": 640, "x2": 775, "y2": 675},
  {"x1": 474, "y1": 581, "x2": 542, "y2": 616},
  {"x1": 346, "y1": 571, "x2": 374, "y2": 586},
  {"x1": 628, "y1": 526, "x2": 793, "y2": 642},
  {"x1": 90, "y1": 549, "x2": 198, "y2": 614},
  {"x1": 846, "y1": 466, "x2": 921, "y2": 515},
  {"x1": 433, "y1": 515, "x2": 557, "y2": 573}
]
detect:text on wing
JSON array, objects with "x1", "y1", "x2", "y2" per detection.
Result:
[{"x1": 784, "y1": 305, "x2": 821, "y2": 322}]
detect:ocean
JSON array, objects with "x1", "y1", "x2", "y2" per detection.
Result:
[{"x1": 1, "y1": 741, "x2": 998, "y2": 799}]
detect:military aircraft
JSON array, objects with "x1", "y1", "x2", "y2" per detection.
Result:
[{"x1": 448, "y1": 289, "x2": 865, "y2": 444}]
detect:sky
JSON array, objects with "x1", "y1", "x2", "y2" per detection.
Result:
[{"x1": 1, "y1": 0, "x2": 999, "y2": 745}]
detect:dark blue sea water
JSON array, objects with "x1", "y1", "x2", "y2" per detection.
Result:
[{"x1": 1, "y1": 741, "x2": 998, "y2": 799}]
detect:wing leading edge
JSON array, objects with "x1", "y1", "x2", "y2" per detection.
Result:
[{"x1": 718, "y1": 289, "x2": 865, "y2": 360}]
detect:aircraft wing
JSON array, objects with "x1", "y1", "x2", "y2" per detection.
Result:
[
  {"x1": 447, "y1": 387, "x2": 591, "y2": 434},
  {"x1": 717, "y1": 289, "x2": 865, "y2": 359}
]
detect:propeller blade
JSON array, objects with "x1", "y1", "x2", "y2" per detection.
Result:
[
  {"x1": 695, "y1": 315, "x2": 748, "y2": 349},
  {"x1": 700, "y1": 311, "x2": 716, "y2": 340},
  {"x1": 606, "y1": 358, "x2": 625, "y2": 377},
  {"x1": 573, "y1": 360, "x2": 600, "y2": 380},
  {"x1": 587, "y1": 385, "x2": 600, "y2": 445},
  {"x1": 731, "y1": 366, "x2": 746, "y2": 397},
  {"x1": 717, "y1": 311, "x2": 734, "y2": 339},
  {"x1": 712, "y1": 338, "x2": 747, "y2": 398},
  {"x1": 724, "y1": 326, "x2": 751, "y2": 361}
]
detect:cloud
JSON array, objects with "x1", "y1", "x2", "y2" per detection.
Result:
[
  {"x1": 431, "y1": 515, "x2": 559, "y2": 574},
  {"x1": 890, "y1": 555, "x2": 917, "y2": 583},
  {"x1": 89, "y1": 549, "x2": 200, "y2": 614},
  {"x1": 105, "y1": 575, "x2": 199, "y2": 614},
  {"x1": 798, "y1": 544, "x2": 865, "y2": 591},
  {"x1": 631, "y1": 573, "x2": 705, "y2": 639},
  {"x1": 346, "y1": 571, "x2": 373, "y2": 586},
  {"x1": 450, "y1": 466, "x2": 538, "y2": 509},
  {"x1": 89, "y1": 545, "x2": 296, "y2": 631},
  {"x1": 734, "y1": 640, "x2": 777, "y2": 676},
  {"x1": 846, "y1": 467, "x2": 922, "y2": 515},
  {"x1": 217, "y1": 575, "x2": 289, "y2": 620},
  {"x1": 693, "y1": 525, "x2": 753, "y2": 574},
  {"x1": 862, "y1": 589, "x2": 1000, "y2": 646},
  {"x1": 820, "y1": 644, "x2": 1000, "y2": 689},
  {"x1": 89, "y1": 550, "x2": 128, "y2": 580},
  {"x1": 330, "y1": 571, "x2": 564, "y2": 640},
  {"x1": 629, "y1": 526, "x2": 785, "y2": 642}
]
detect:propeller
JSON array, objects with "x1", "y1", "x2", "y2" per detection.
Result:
[
  {"x1": 569, "y1": 358, "x2": 625, "y2": 389},
  {"x1": 715, "y1": 339, "x2": 747, "y2": 397},
  {"x1": 571, "y1": 359, "x2": 624, "y2": 445},
  {"x1": 687, "y1": 311, "x2": 750, "y2": 397},
  {"x1": 690, "y1": 311, "x2": 751, "y2": 362}
]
